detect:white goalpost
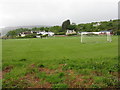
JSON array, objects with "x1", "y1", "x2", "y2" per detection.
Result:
[
  {"x1": 106, "y1": 32, "x2": 112, "y2": 42},
  {"x1": 80, "y1": 32, "x2": 112, "y2": 43}
]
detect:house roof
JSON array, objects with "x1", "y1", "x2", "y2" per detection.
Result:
[{"x1": 23, "y1": 32, "x2": 31, "y2": 34}]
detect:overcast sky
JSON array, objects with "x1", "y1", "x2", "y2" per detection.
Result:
[{"x1": 0, "y1": 0, "x2": 119, "y2": 27}]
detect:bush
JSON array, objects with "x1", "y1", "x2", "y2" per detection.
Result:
[
  {"x1": 85, "y1": 33, "x2": 99, "y2": 36},
  {"x1": 41, "y1": 34, "x2": 48, "y2": 37},
  {"x1": 24, "y1": 34, "x2": 36, "y2": 38},
  {"x1": 55, "y1": 32, "x2": 65, "y2": 35}
]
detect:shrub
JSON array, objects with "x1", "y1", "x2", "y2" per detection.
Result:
[
  {"x1": 24, "y1": 34, "x2": 36, "y2": 38},
  {"x1": 41, "y1": 34, "x2": 48, "y2": 37},
  {"x1": 85, "y1": 33, "x2": 99, "y2": 36},
  {"x1": 55, "y1": 32, "x2": 65, "y2": 35}
]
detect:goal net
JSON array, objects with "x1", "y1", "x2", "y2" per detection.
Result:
[{"x1": 80, "y1": 32, "x2": 112, "y2": 43}]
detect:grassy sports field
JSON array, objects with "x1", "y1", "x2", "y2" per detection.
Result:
[{"x1": 2, "y1": 36, "x2": 118, "y2": 88}]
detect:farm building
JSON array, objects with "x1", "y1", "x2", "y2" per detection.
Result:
[{"x1": 66, "y1": 30, "x2": 76, "y2": 35}]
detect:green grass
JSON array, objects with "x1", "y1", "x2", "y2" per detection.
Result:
[{"x1": 2, "y1": 36, "x2": 118, "y2": 88}]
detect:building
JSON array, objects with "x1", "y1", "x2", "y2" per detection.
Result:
[
  {"x1": 19, "y1": 31, "x2": 31, "y2": 37},
  {"x1": 66, "y1": 30, "x2": 76, "y2": 35},
  {"x1": 47, "y1": 32, "x2": 55, "y2": 36},
  {"x1": 19, "y1": 31, "x2": 55, "y2": 37},
  {"x1": 93, "y1": 22, "x2": 101, "y2": 27},
  {"x1": 99, "y1": 30, "x2": 113, "y2": 35}
]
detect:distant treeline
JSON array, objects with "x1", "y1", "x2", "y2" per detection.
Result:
[{"x1": 6, "y1": 19, "x2": 120, "y2": 37}]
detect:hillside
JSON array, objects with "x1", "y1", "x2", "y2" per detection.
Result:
[{"x1": 3, "y1": 19, "x2": 120, "y2": 37}]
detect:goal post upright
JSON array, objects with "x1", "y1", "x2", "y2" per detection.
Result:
[
  {"x1": 107, "y1": 32, "x2": 109, "y2": 42},
  {"x1": 106, "y1": 32, "x2": 112, "y2": 42},
  {"x1": 81, "y1": 32, "x2": 83, "y2": 43}
]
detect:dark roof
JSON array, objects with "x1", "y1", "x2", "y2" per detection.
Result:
[{"x1": 23, "y1": 32, "x2": 31, "y2": 34}]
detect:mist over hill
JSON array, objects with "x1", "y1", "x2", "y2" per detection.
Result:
[{"x1": 0, "y1": 25, "x2": 50, "y2": 36}]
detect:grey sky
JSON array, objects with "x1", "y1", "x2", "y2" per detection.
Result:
[{"x1": 0, "y1": 0, "x2": 119, "y2": 27}]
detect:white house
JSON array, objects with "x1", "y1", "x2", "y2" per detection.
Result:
[
  {"x1": 20, "y1": 34, "x2": 26, "y2": 37},
  {"x1": 66, "y1": 30, "x2": 76, "y2": 35},
  {"x1": 19, "y1": 30, "x2": 55, "y2": 37},
  {"x1": 19, "y1": 31, "x2": 31, "y2": 37},
  {"x1": 36, "y1": 31, "x2": 54, "y2": 36},
  {"x1": 47, "y1": 32, "x2": 55, "y2": 36},
  {"x1": 93, "y1": 22, "x2": 101, "y2": 27}
]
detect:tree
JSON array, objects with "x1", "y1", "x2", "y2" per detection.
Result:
[
  {"x1": 49, "y1": 26, "x2": 62, "y2": 33},
  {"x1": 7, "y1": 30, "x2": 17, "y2": 36},
  {"x1": 40, "y1": 27, "x2": 45, "y2": 31},
  {"x1": 6, "y1": 30, "x2": 17, "y2": 38},
  {"x1": 32, "y1": 27, "x2": 37, "y2": 31},
  {"x1": 62, "y1": 20, "x2": 70, "y2": 31},
  {"x1": 67, "y1": 25, "x2": 76, "y2": 30}
]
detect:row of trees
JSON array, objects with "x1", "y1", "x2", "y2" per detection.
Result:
[{"x1": 6, "y1": 19, "x2": 120, "y2": 37}]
